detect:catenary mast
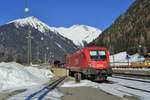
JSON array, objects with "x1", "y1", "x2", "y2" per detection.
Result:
[{"x1": 24, "y1": 0, "x2": 32, "y2": 65}]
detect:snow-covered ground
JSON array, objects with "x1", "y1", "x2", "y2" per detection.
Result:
[
  {"x1": 61, "y1": 77, "x2": 150, "y2": 100},
  {"x1": 110, "y1": 51, "x2": 145, "y2": 66},
  {"x1": 0, "y1": 62, "x2": 54, "y2": 91}
]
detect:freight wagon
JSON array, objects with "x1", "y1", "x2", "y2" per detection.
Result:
[{"x1": 65, "y1": 46, "x2": 112, "y2": 81}]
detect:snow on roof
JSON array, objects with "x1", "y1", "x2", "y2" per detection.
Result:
[
  {"x1": 110, "y1": 51, "x2": 145, "y2": 63},
  {"x1": 110, "y1": 51, "x2": 145, "y2": 66}
]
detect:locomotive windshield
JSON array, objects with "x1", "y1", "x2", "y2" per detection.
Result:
[{"x1": 90, "y1": 50, "x2": 106, "y2": 61}]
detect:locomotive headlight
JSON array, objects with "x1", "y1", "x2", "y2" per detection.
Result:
[
  {"x1": 88, "y1": 64, "x2": 92, "y2": 67},
  {"x1": 97, "y1": 64, "x2": 104, "y2": 67}
]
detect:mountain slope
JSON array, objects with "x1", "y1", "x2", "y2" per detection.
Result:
[
  {"x1": 91, "y1": 0, "x2": 150, "y2": 54},
  {"x1": 0, "y1": 16, "x2": 78, "y2": 63},
  {"x1": 51, "y1": 25, "x2": 102, "y2": 46}
]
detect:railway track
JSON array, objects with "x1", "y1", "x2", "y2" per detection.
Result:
[
  {"x1": 112, "y1": 75, "x2": 150, "y2": 83},
  {"x1": 113, "y1": 72, "x2": 150, "y2": 80},
  {"x1": 120, "y1": 84, "x2": 150, "y2": 93},
  {"x1": 111, "y1": 75, "x2": 150, "y2": 93},
  {"x1": 25, "y1": 76, "x2": 66, "y2": 100},
  {"x1": 113, "y1": 72, "x2": 150, "y2": 77}
]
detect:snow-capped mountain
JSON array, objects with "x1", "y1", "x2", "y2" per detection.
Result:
[
  {"x1": 8, "y1": 16, "x2": 51, "y2": 33},
  {"x1": 51, "y1": 25, "x2": 102, "y2": 45},
  {"x1": 8, "y1": 16, "x2": 102, "y2": 46},
  {"x1": 0, "y1": 16, "x2": 78, "y2": 63}
]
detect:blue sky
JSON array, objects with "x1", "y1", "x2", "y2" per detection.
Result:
[{"x1": 0, "y1": 0, "x2": 134, "y2": 30}]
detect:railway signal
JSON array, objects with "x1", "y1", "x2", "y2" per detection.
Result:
[{"x1": 126, "y1": 54, "x2": 131, "y2": 67}]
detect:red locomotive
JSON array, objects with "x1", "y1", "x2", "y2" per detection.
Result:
[{"x1": 66, "y1": 46, "x2": 112, "y2": 81}]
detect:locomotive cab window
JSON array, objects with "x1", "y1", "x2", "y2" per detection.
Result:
[{"x1": 90, "y1": 50, "x2": 106, "y2": 61}]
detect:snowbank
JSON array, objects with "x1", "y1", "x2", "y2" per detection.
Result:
[{"x1": 0, "y1": 62, "x2": 54, "y2": 91}]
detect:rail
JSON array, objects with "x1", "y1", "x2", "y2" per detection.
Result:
[
  {"x1": 25, "y1": 76, "x2": 66, "y2": 100},
  {"x1": 112, "y1": 75, "x2": 150, "y2": 83},
  {"x1": 112, "y1": 75, "x2": 150, "y2": 93}
]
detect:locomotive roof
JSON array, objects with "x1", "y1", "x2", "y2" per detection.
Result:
[
  {"x1": 67, "y1": 46, "x2": 107, "y2": 56},
  {"x1": 83, "y1": 46, "x2": 107, "y2": 50}
]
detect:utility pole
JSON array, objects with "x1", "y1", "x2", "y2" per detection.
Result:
[
  {"x1": 24, "y1": 0, "x2": 32, "y2": 65},
  {"x1": 44, "y1": 47, "x2": 49, "y2": 64},
  {"x1": 44, "y1": 53, "x2": 47, "y2": 64},
  {"x1": 112, "y1": 48, "x2": 115, "y2": 66},
  {"x1": 109, "y1": 34, "x2": 115, "y2": 66},
  {"x1": 27, "y1": 29, "x2": 32, "y2": 65},
  {"x1": 40, "y1": 37, "x2": 44, "y2": 63},
  {"x1": 36, "y1": 46, "x2": 40, "y2": 62}
]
